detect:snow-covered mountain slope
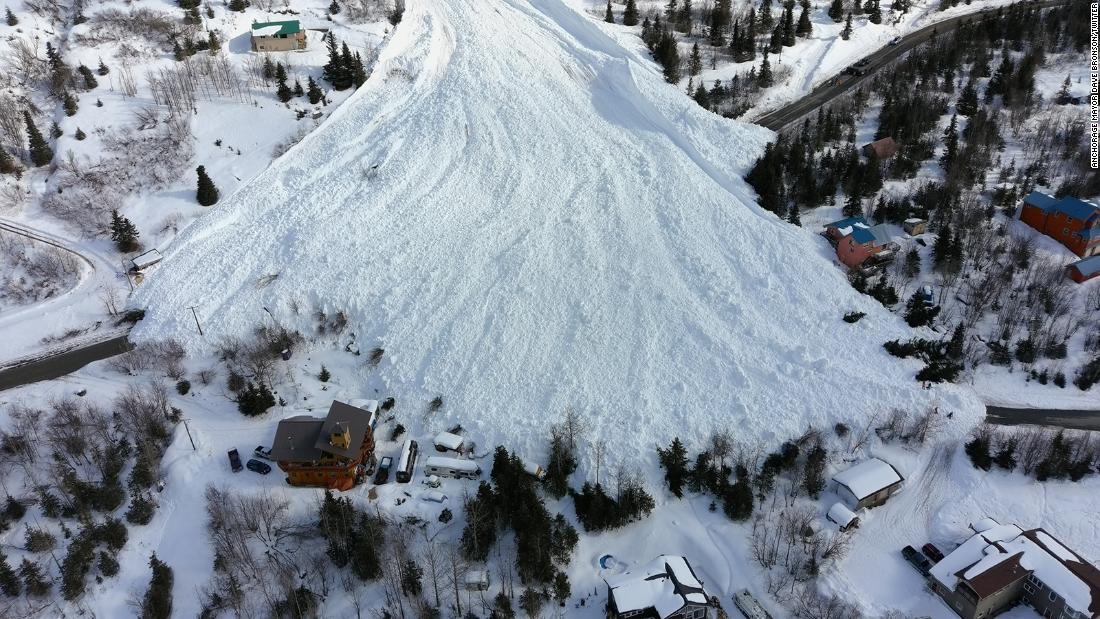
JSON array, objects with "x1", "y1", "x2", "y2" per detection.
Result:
[{"x1": 131, "y1": 0, "x2": 981, "y2": 457}]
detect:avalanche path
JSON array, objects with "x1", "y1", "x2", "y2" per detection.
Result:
[{"x1": 131, "y1": 0, "x2": 983, "y2": 460}]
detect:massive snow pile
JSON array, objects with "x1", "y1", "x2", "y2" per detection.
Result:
[{"x1": 132, "y1": 0, "x2": 980, "y2": 459}]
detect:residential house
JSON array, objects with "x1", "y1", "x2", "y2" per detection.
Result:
[
  {"x1": 1067, "y1": 255, "x2": 1100, "y2": 283},
  {"x1": 832, "y1": 457, "x2": 904, "y2": 511},
  {"x1": 1019, "y1": 191, "x2": 1100, "y2": 257},
  {"x1": 862, "y1": 137, "x2": 900, "y2": 159},
  {"x1": 250, "y1": 20, "x2": 307, "y2": 52},
  {"x1": 902, "y1": 218, "x2": 928, "y2": 235},
  {"x1": 605, "y1": 555, "x2": 711, "y2": 619},
  {"x1": 269, "y1": 400, "x2": 377, "y2": 490},
  {"x1": 823, "y1": 216, "x2": 900, "y2": 268},
  {"x1": 929, "y1": 518, "x2": 1100, "y2": 619}
]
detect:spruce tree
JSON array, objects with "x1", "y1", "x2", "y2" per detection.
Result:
[
  {"x1": 318, "y1": 365, "x2": 331, "y2": 382},
  {"x1": 868, "y1": 0, "x2": 881, "y2": 24},
  {"x1": 97, "y1": 59, "x2": 110, "y2": 75},
  {"x1": 623, "y1": 0, "x2": 639, "y2": 26},
  {"x1": 293, "y1": 79, "x2": 304, "y2": 97},
  {"x1": 62, "y1": 91, "x2": 78, "y2": 117},
  {"x1": 904, "y1": 289, "x2": 940, "y2": 327},
  {"x1": 604, "y1": 0, "x2": 614, "y2": 23},
  {"x1": 208, "y1": 31, "x2": 221, "y2": 53},
  {"x1": 141, "y1": 554, "x2": 173, "y2": 619},
  {"x1": 195, "y1": 165, "x2": 219, "y2": 206},
  {"x1": 78, "y1": 64, "x2": 98, "y2": 89},
  {"x1": 74, "y1": 127, "x2": 86, "y2": 140},
  {"x1": 769, "y1": 22, "x2": 783, "y2": 53},
  {"x1": 275, "y1": 63, "x2": 293, "y2": 103},
  {"x1": 5, "y1": 7, "x2": 17, "y2": 26},
  {"x1": 110, "y1": 209, "x2": 140, "y2": 252},
  {"x1": 0, "y1": 146, "x2": 18, "y2": 175},
  {"x1": 787, "y1": 202, "x2": 801, "y2": 225},
  {"x1": 19, "y1": 559, "x2": 49, "y2": 597},
  {"x1": 307, "y1": 76, "x2": 324, "y2": 104},
  {"x1": 781, "y1": 2, "x2": 795, "y2": 46},
  {"x1": 350, "y1": 52, "x2": 368, "y2": 87},
  {"x1": 940, "y1": 113, "x2": 958, "y2": 172},
  {"x1": 758, "y1": 50, "x2": 773, "y2": 87},
  {"x1": 657, "y1": 438, "x2": 689, "y2": 498},
  {"x1": 23, "y1": 111, "x2": 53, "y2": 167},
  {"x1": 964, "y1": 431, "x2": 992, "y2": 470},
  {"x1": 795, "y1": 4, "x2": 811, "y2": 37},
  {"x1": 262, "y1": 55, "x2": 275, "y2": 81},
  {"x1": 51, "y1": 121, "x2": 62, "y2": 139},
  {"x1": 0, "y1": 552, "x2": 19, "y2": 597},
  {"x1": 827, "y1": 0, "x2": 843, "y2": 22},
  {"x1": 229, "y1": 0, "x2": 247, "y2": 10},
  {"x1": 803, "y1": 444, "x2": 826, "y2": 497},
  {"x1": 329, "y1": 0, "x2": 340, "y2": 13},
  {"x1": 1054, "y1": 74, "x2": 1073, "y2": 105},
  {"x1": 655, "y1": 29, "x2": 681, "y2": 83},
  {"x1": 688, "y1": 42, "x2": 702, "y2": 77},
  {"x1": 759, "y1": 0, "x2": 773, "y2": 29},
  {"x1": 840, "y1": 12, "x2": 852, "y2": 40},
  {"x1": 956, "y1": 80, "x2": 978, "y2": 116}
]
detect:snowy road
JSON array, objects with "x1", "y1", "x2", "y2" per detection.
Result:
[{"x1": 131, "y1": 0, "x2": 985, "y2": 462}]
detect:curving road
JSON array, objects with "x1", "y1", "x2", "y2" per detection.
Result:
[{"x1": 753, "y1": 0, "x2": 1068, "y2": 132}]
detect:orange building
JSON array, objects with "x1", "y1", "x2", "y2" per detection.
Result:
[
  {"x1": 269, "y1": 400, "x2": 377, "y2": 491},
  {"x1": 1019, "y1": 191, "x2": 1100, "y2": 257}
]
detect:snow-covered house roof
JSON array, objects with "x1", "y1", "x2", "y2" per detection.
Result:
[
  {"x1": 130, "y1": 248, "x2": 163, "y2": 271},
  {"x1": 433, "y1": 431, "x2": 464, "y2": 451},
  {"x1": 832, "y1": 458, "x2": 903, "y2": 501},
  {"x1": 605, "y1": 555, "x2": 709, "y2": 618},
  {"x1": 1068, "y1": 255, "x2": 1100, "y2": 279},
  {"x1": 826, "y1": 502, "x2": 858, "y2": 529},
  {"x1": 931, "y1": 521, "x2": 1100, "y2": 617},
  {"x1": 250, "y1": 20, "x2": 301, "y2": 38},
  {"x1": 424, "y1": 456, "x2": 479, "y2": 472},
  {"x1": 1025, "y1": 191, "x2": 1100, "y2": 222}
]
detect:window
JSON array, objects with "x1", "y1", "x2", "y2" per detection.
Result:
[
  {"x1": 1025, "y1": 584, "x2": 1035, "y2": 595},
  {"x1": 1049, "y1": 591, "x2": 1058, "y2": 602}
]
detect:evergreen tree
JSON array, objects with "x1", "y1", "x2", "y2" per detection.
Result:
[
  {"x1": 19, "y1": 559, "x2": 49, "y2": 597},
  {"x1": 693, "y1": 82, "x2": 710, "y2": 108},
  {"x1": 676, "y1": 0, "x2": 692, "y2": 33},
  {"x1": 195, "y1": 165, "x2": 219, "y2": 206},
  {"x1": 604, "y1": 0, "x2": 614, "y2": 23},
  {"x1": 802, "y1": 444, "x2": 826, "y2": 497},
  {"x1": 0, "y1": 552, "x2": 19, "y2": 597},
  {"x1": 275, "y1": 64, "x2": 293, "y2": 103},
  {"x1": 721, "y1": 478, "x2": 753, "y2": 520},
  {"x1": 262, "y1": 55, "x2": 275, "y2": 81},
  {"x1": 688, "y1": 42, "x2": 702, "y2": 77},
  {"x1": 329, "y1": 0, "x2": 341, "y2": 14},
  {"x1": 0, "y1": 146, "x2": 18, "y2": 176},
  {"x1": 24, "y1": 112, "x2": 53, "y2": 167},
  {"x1": 307, "y1": 76, "x2": 324, "y2": 105},
  {"x1": 545, "y1": 433, "x2": 577, "y2": 498},
  {"x1": 868, "y1": 0, "x2": 881, "y2": 24},
  {"x1": 994, "y1": 437, "x2": 1017, "y2": 470},
  {"x1": 237, "y1": 382, "x2": 275, "y2": 417},
  {"x1": 795, "y1": 3, "x2": 812, "y2": 37},
  {"x1": 769, "y1": 22, "x2": 784, "y2": 53},
  {"x1": 827, "y1": 0, "x2": 843, "y2": 22},
  {"x1": 318, "y1": 365, "x2": 331, "y2": 382},
  {"x1": 940, "y1": 113, "x2": 958, "y2": 172},
  {"x1": 228, "y1": 0, "x2": 247, "y2": 10},
  {"x1": 208, "y1": 30, "x2": 221, "y2": 53},
  {"x1": 787, "y1": 202, "x2": 801, "y2": 226},
  {"x1": 840, "y1": 12, "x2": 852, "y2": 40},
  {"x1": 665, "y1": 0, "x2": 678, "y2": 21},
  {"x1": 520, "y1": 588, "x2": 545, "y2": 619},
  {"x1": 293, "y1": 79, "x2": 304, "y2": 97},
  {"x1": 1054, "y1": 74, "x2": 1073, "y2": 105},
  {"x1": 74, "y1": 127, "x2": 86, "y2": 140},
  {"x1": 781, "y1": 2, "x2": 795, "y2": 46},
  {"x1": 97, "y1": 59, "x2": 110, "y2": 75},
  {"x1": 553, "y1": 570, "x2": 571, "y2": 606},
  {"x1": 350, "y1": 52, "x2": 368, "y2": 87},
  {"x1": 759, "y1": 0, "x2": 773, "y2": 29},
  {"x1": 654, "y1": 28, "x2": 681, "y2": 83},
  {"x1": 110, "y1": 210, "x2": 140, "y2": 252},
  {"x1": 656, "y1": 437, "x2": 689, "y2": 498},
  {"x1": 141, "y1": 554, "x2": 173, "y2": 619},
  {"x1": 956, "y1": 80, "x2": 978, "y2": 116},
  {"x1": 399, "y1": 559, "x2": 423, "y2": 597},
  {"x1": 51, "y1": 121, "x2": 62, "y2": 139},
  {"x1": 172, "y1": 40, "x2": 185, "y2": 61},
  {"x1": 904, "y1": 289, "x2": 940, "y2": 327},
  {"x1": 946, "y1": 324, "x2": 965, "y2": 360},
  {"x1": 78, "y1": 64, "x2": 98, "y2": 89},
  {"x1": 322, "y1": 35, "x2": 347, "y2": 89},
  {"x1": 5, "y1": 7, "x2": 17, "y2": 26},
  {"x1": 758, "y1": 50, "x2": 774, "y2": 87},
  {"x1": 964, "y1": 431, "x2": 992, "y2": 470},
  {"x1": 623, "y1": 0, "x2": 639, "y2": 26}
]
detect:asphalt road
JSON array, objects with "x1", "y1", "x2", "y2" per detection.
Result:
[
  {"x1": 753, "y1": 0, "x2": 1067, "y2": 132},
  {"x1": 0, "y1": 334, "x2": 132, "y2": 392},
  {"x1": 986, "y1": 405, "x2": 1100, "y2": 432}
]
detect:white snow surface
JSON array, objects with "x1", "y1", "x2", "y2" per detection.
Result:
[{"x1": 131, "y1": 0, "x2": 983, "y2": 458}]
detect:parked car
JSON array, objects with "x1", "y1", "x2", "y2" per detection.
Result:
[
  {"x1": 922, "y1": 543, "x2": 944, "y2": 563},
  {"x1": 374, "y1": 456, "x2": 393, "y2": 485},
  {"x1": 889, "y1": 35, "x2": 902, "y2": 46},
  {"x1": 246, "y1": 459, "x2": 271, "y2": 475},
  {"x1": 902, "y1": 545, "x2": 932, "y2": 575},
  {"x1": 227, "y1": 449, "x2": 243, "y2": 473},
  {"x1": 254, "y1": 446, "x2": 273, "y2": 461}
]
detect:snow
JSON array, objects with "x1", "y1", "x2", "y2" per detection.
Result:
[
  {"x1": 827, "y1": 501, "x2": 859, "y2": 528},
  {"x1": 433, "y1": 431, "x2": 464, "y2": 451},
  {"x1": 423, "y1": 455, "x2": 479, "y2": 473},
  {"x1": 130, "y1": 0, "x2": 983, "y2": 466},
  {"x1": 832, "y1": 457, "x2": 904, "y2": 501},
  {"x1": 251, "y1": 25, "x2": 285, "y2": 37}
]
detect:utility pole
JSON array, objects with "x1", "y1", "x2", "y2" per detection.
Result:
[
  {"x1": 181, "y1": 418, "x2": 197, "y2": 451},
  {"x1": 187, "y1": 305, "x2": 204, "y2": 336}
]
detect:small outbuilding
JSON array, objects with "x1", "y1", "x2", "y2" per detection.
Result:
[
  {"x1": 464, "y1": 570, "x2": 490, "y2": 591},
  {"x1": 902, "y1": 218, "x2": 927, "y2": 235},
  {"x1": 433, "y1": 431, "x2": 464, "y2": 453},
  {"x1": 250, "y1": 20, "x2": 307, "y2": 52},
  {"x1": 832, "y1": 457, "x2": 904, "y2": 511},
  {"x1": 1067, "y1": 255, "x2": 1100, "y2": 283},
  {"x1": 862, "y1": 137, "x2": 900, "y2": 160},
  {"x1": 826, "y1": 502, "x2": 860, "y2": 532},
  {"x1": 130, "y1": 249, "x2": 162, "y2": 272}
]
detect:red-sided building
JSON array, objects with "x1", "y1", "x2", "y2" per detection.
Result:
[
  {"x1": 1019, "y1": 191, "x2": 1100, "y2": 257},
  {"x1": 823, "y1": 216, "x2": 899, "y2": 268},
  {"x1": 1067, "y1": 255, "x2": 1100, "y2": 283}
]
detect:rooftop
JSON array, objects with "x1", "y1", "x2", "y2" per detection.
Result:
[
  {"x1": 251, "y1": 20, "x2": 302, "y2": 37},
  {"x1": 270, "y1": 400, "x2": 374, "y2": 462},
  {"x1": 832, "y1": 457, "x2": 903, "y2": 500},
  {"x1": 1070, "y1": 255, "x2": 1100, "y2": 277},
  {"x1": 931, "y1": 519, "x2": 1100, "y2": 616},
  {"x1": 1025, "y1": 191, "x2": 1100, "y2": 222},
  {"x1": 606, "y1": 555, "x2": 709, "y2": 618}
]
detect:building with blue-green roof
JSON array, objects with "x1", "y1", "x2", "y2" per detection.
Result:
[{"x1": 250, "y1": 20, "x2": 306, "y2": 52}]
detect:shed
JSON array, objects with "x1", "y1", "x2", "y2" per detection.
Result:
[
  {"x1": 130, "y1": 249, "x2": 163, "y2": 272},
  {"x1": 832, "y1": 458, "x2": 904, "y2": 510},
  {"x1": 862, "y1": 137, "x2": 900, "y2": 159},
  {"x1": 463, "y1": 570, "x2": 490, "y2": 591},
  {"x1": 1067, "y1": 255, "x2": 1100, "y2": 283},
  {"x1": 250, "y1": 20, "x2": 307, "y2": 52},
  {"x1": 902, "y1": 218, "x2": 927, "y2": 235},
  {"x1": 433, "y1": 431, "x2": 464, "y2": 452},
  {"x1": 422, "y1": 490, "x2": 447, "y2": 504},
  {"x1": 826, "y1": 502, "x2": 859, "y2": 531}
]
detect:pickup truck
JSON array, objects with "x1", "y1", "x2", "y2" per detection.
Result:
[
  {"x1": 227, "y1": 449, "x2": 243, "y2": 473},
  {"x1": 374, "y1": 456, "x2": 393, "y2": 485},
  {"x1": 902, "y1": 545, "x2": 933, "y2": 575}
]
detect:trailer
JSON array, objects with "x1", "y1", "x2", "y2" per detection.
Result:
[
  {"x1": 733, "y1": 589, "x2": 772, "y2": 619},
  {"x1": 423, "y1": 456, "x2": 481, "y2": 480}
]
